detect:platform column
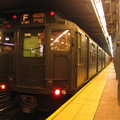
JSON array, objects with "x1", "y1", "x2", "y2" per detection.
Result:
[
  {"x1": 116, "y1": 47, "x2": 120, "y2": 104},
  {"x1": 116, "y1": 0, "x2": 120, "y2": 104}
]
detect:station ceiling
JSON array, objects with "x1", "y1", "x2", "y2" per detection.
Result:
[{"x1": 0, "y1": 0, "x2": 118, "y2": 55}]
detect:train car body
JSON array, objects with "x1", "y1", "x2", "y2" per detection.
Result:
[{"x1": 0, "y1": 11, "x2": 111, "y2": 113}]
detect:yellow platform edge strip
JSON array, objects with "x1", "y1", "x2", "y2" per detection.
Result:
[{"x1": 46, "y1": 63, "x2": 112, "y2": 120}]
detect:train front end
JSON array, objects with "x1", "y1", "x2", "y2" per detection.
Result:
[{"x1": 0, "y1": 11, "x2": 74, "y2": 113}]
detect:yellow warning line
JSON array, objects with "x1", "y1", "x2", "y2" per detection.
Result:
[{"x1": 46, "y1": 63, "x2": 112, "y2": 120}]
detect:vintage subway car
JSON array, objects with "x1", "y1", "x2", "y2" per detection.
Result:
[{"x1": 0, "y1": 11, "x2": 111, "y2": 113}]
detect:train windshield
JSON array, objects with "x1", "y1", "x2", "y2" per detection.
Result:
[
  {"x1": 2, "y1": 32, "x2": 14, "y2": 51},
  {"x1": 50, "y1": 30, "x2": 70, "y2": 51},
  {"x1": 23, "y1": 32, "x2": 44, "y2": 57}
]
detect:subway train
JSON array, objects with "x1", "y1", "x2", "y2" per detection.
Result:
[{"x1": 0, "y1": 11, "x2": 111, "y2": 113}]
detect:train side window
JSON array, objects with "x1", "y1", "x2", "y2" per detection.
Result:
[
  {"x1": 50, "y1": 29, "x2": 70, "y2": 51},
  {"x1": 2, "y1": 32, "x2": 14, "y2": 51},
  {"x1": 23, "y1": 32, "x2": 44, "y2": 57},
  {"x1": 77, "y1": 33, "x2": 81, "y2": 64}
]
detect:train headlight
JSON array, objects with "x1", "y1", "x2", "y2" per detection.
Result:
[
  {"x1": 54, "y1": 88, "x2": 67, "y2": 96},
  {"x1": 54, "y1": 89, "x2": 61, "y2": 96},
  {"x1": 61, "y1": 90, "x2": 67, "y2": 95},
  {"x1": 0, "y1": 84, "x2": 7, "y2": 90}
]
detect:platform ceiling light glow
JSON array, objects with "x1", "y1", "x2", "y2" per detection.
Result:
[
  {"x1": 50, "y1": 30, "x2": 69, "y2": 46},
  {"x1": 108, "y1": 35, "x2": 113, "y2": 56},
  {"x1": 91, "y1": 0, "x2": 113, "y2": 56}
]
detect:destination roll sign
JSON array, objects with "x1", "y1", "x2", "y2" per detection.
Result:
[{"x1": 21, "y1": 13, "x2": 45, "y2": 24}]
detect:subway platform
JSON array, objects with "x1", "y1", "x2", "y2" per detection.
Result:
[{"x1": 46, "y1": 62, "x2": 120, "y2": 120}]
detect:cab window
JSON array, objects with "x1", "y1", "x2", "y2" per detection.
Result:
[
  {"x1": 2, "y1": 32, "x2": 14, "y2": 51},
  {"x1": 23, "y1": 32, "x2": 44, "y2": 57}
]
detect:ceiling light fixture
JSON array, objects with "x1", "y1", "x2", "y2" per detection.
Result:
[{"x1": 91, "y1": 0, "x2": 113, "y2": 56}]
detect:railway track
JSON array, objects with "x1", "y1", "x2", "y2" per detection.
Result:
[
  {"x1": 0, "y1": 90, "x2": 53, "y2": 120},
  {"x1": 0, "y1": 90, "x2": 71, "y2": 120},
  {"x1": 0, "y1": 90, "x2": 22, "y2": 120}
]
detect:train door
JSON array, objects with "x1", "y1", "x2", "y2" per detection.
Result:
[
  {"x1": 89, "y1": 41, "x2": 98, "y2": 78},
  {"x1": 17, "y1": 28, "x2": 45, "y2": 87},
  {"x1": 45, "y1": 29, "x2": 71, "y2": 87},
  {"x1": 77, "y1": 33, "x2": 88, "y2": 88}
]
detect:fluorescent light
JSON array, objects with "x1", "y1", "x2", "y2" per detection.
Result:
[
  {"x1": 93, "y1": 0, "x2": 108, "y2": 37},
  {"x1": 5, "y1": 37, "x2": 10, "y2": 41},
  {"x1": 91, "y1": 0, "x2": 113, "y2": 55},
  {"x1": 108, "y1": 36, "x2": 113, "y2": 57},
  {"x1": 95, "y1": 0, "x2": 104, "y2": 18},
  {"x1": 4, "y1": 43, "x2": 14, "y2": 46}
]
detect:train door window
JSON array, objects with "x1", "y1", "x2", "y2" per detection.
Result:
[
  {"x1": 77, "y1": 33, "x2": 81, "y2": 64},
  {"x1": 3, "y1": 32, "x2": 14, "y2": 51},
  {"x1": 23, "y1": 32, "x2": 44, "y2": 57},
  {"x1": 91, "y1": 43, "x2": 96, "y2": 62},
  {"x1": 98, "y1": 49, "x2": 102, "y2": 61},
  {"x1": 50, "y1": 29, "x2": 70, "y2": 51}
]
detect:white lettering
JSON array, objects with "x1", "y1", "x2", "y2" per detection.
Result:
[{"x1": 23, "y1": 14, "x2": 29, "y2": 21}]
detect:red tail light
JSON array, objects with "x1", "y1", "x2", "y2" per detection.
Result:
[
  {"x1": 50, "y1": 11, "x2": 55, "y2": 16},
  {"x1": 54, "y1": 87, "x2": 68, "y2": 96},
  {"x1": 12, "y1": 15, "x2": 17, "y2": 19},
  {"x1": 5, "y1": 24, "x2": 11, "y2": 28}
]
